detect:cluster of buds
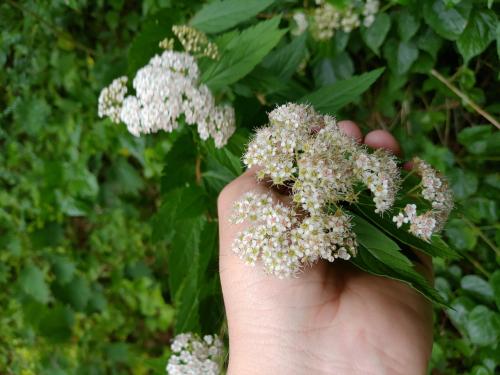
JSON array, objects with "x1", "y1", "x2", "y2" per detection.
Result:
[
  {"x1": 392, "y1": 158, "x2": 453, "y2": 241},
  {"x1": 166, "y1": 333, "x2": 223, "y2": 375},
  {"x1": 232, "y1": 103, "x2": 401, "y2": 277},
  {"x1": 311, "y1": 0, "x2": 380, "y2": 40},
  {"x1": 172, "y1": 25, "x2": 219, "y2": 59},
  {"x1": 98, "y1": 27, "x2": 235, "y2": 148}
]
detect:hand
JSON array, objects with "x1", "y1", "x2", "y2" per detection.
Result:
[{"x1": 217, "y1": 121, "x2": 433, "y2": 375}]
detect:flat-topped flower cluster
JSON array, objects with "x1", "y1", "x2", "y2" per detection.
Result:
[
  {"x1": 166, "y1": 333, "x2": 223, "y2": 375},
  {"x1": 392, "y1": 157, "x2": 453, "y2": 241},
  {"x1": 98, "y1": 26, "x2": 235, "y2": 148},
  {"x1": 231, "y1": 103, "x2": 453, "y2": 277},
  {"x1": 311, "y1": 0, "x2": 380, "y2": 40}
]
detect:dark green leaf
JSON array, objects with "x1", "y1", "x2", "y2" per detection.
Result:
[
  {"x1": 447, "y1": 296, "x2": 475, "y2": 333},
  {"x1": 461, "y1": 275, "x2": 494, "y2": 302},
  {"x1": 491, "y1": 270, "x2": 500, "y2": 310},
  {"x1": 201, "y1": 17, "x2": 286, "y2": 90},
  {"x1": 351, "y1": 244, "x2": 445, "y2": 305},
  {"x1": 417, "y1": 28, "x2": 443, "y2": 59},
  {"x1": 448, "y1": 169, "x2": 478, "y2": 199},
  {"x1": 127, "y1": 8, "x2": 181, "y2": 76},
  {"x1": 38, "y1": 304, "x2": 75, "y2": 342},
  {"x1": 361, "y1": 13, "x2": 391, "y2": 55},
  {"x1": 19, "y1": 264, "x2": 50, "y2": 304},
  {"x1": 300, "y1": 68, "x2": 385, "y2": 114},
  {"x1": 397, "y1": 41, "x2": 419, "y2": 74},
  {"x1": 160, "y1": 131, "x2": 197, "y2": 193},
  {"x1": 191, "y1": 0, "x2": 275, "y2": 34},
  {"x1": 465, "y1": 306, "x2": 500, "y2": 346},
  {"x1": 457, "y1": 10, "x2": 497, "y2": 63},
  {"x1": 397, "y1": 9, "x2": 420, "y2": 42},
  {"x1": 423, "y1": 0, "x2": 472, "y2": 41},
  {"x1": 262, "y1": 33, "x2": 307, "y2": 79},
  {"x1": 152, "y1": 186, "x2": 208, "y2": 241},
  {"x1": 445, "y1": 218, "x2": 478, "y2": 251},
  {"x1": 457, "y1": 125, "x2": 500, "y2": 155}
]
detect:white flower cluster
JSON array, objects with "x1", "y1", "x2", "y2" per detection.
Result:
[
  {"x1": 354, "y1": 151, "x2": 399, "y2": 213},
  {"x1": 231, "y1": 191, "x2": 355, "y2": 278},
  {"x1": 172, "y1": 25, "x2": 219, "y2": 59},
  {"x1": 166, "y1": 333, "x2": 223, "y2": 375},
  {"x1": 97, "y1": 50, "x2": 235, "y2": 148},
  {"x1": 392, "y1": 158, "x2": 453, "y2": 241},
  {"x1": 232, "y1": 103, "x2": 401, "y2": 277},
  {"x1": 311, "y1": 0, "x2": 379, "y2": 40},
  {"x1": 97, "y1": 76, "x2": 128, "y2": 124}
]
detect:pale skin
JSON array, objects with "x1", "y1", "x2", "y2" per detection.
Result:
[{"x1": 217, "y1": 121, "x2": 434, "y2": 375}]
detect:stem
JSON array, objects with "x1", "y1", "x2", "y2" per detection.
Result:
[
  {"x1": 462, "y1": 216, "x2": 500, "y2": 257},
  {"x1": 195, "y1": 155, "x2": 202, "y2": 185},
  {"x1": 405, "y1": 182, "x2": 422, "y2": 196},
  {"x1": 461, "y1": 251, "x2": 491, "y2": 278},
  {"x1": 430, "y1": 69, "x2": 500, "y2": 130}
]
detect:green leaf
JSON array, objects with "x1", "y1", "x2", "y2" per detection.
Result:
[
  {"x1": 152, "y1": 186, "x2": 208, "y2": 241},
  {"x1": 350, "y1": 215, "x2": 443, "y2": 305},
  {"x1": 463, "y1": 198, "x2": 497, "y2": 224},
  {"x1": 457, "y1": 10, "x2": 497, "y2": 63},
  {"x1": 361, "y1": 13, "x2": 391, "y2": 55},
  {"x1": 352, "y1": 215, "x2": 400, "y2": 253},
  {"x1": 445, "y1": 218, "x2": 478, "y2": 251},
  {"x1": 417, "y1": 28, "x2": 443, "y2": 59},
  {"x1": 262, "y1": 33, "x2": 307, "y2": 79},
  {"x1": 351, "y1": 244, "x2": 445, "y2": 305},
  {"x1": 397, "y1": 8, "x2": 420, "y2": 42},
  {"x1": 423, "y1": 0, "x2": 472, "y2": 41},
  {"x1": 397, "y1": 41, "x2": 419, "y2": 74},
  {"x1": 497, "y1": 22, "x2": 500, "y2": 59},
  {"x1": 447, "y1": 296, "x2": 475, "y2": 333},
  {"x1": 354, "y1": 195, "x2": 460, "y2": 259},
  {"x1": 458, "y1": 125, "x2": 500, "y2": 155},
  {"x1": 19, "y1": 264, "x2": 50, "y2": 304},
  {"x1": 51, "y1": 257, "x2": 76, "y2": 285},
  {"x1": 300, "y1": 68, "x2": 385, "y2": 114},
  {"x1": 160, "y1": 131, "x2": 197, "y2": 193},
  {"x1": 491, "y1": 270, "x2": 500, "y2": 310},
  {"x1": 448, "y1": 169, "x2": 478, "y2": 199},
  {"x1": 201, "y1": 17, "x2": 286, "y2": 91},
  {"x1": 461, "y1": 275, "x2": 494, "y2": 302},
  {"x1": 37, "y1": 304, "x2": 75, "y2": 343},
  {"x1": 170, "y1": 216, "x2": 206, "y2": 333},
  {"x1": 190, "y1": 0, "x2": 275, "y2": 34},
  {"x1": 465, "y1": 306, "x2": 500, "y2": 346},
  {"x1": 127, "y1": 8, "x2": 181, "y2": 76}
]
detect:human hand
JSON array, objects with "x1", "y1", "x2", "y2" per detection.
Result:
[{"x1": 217, "y1": 121, "x2": 433, "y2": 375}]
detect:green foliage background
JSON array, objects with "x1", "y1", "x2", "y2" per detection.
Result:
[{"x1": 1, "y1": 0, "x2": 499, "y2": 374}]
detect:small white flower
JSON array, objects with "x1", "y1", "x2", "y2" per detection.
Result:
[
  {"x1": 392, "y1": 213, "x2": 405, "y2": 228},
  {"x1": 166, "y1": 333, "x2": 222, "y2": 375},
  {"x1": 292, "y1": 12, "x2": 309, "y2": 35}
]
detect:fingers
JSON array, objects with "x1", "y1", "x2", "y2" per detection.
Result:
[
  {"x1": 338, "y1": 120, "x2": 363, "y2": 143},
  {"x1": 364, "y1": 129, "x2": 401, "y2": 156}
]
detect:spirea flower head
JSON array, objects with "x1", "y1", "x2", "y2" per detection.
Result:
[
  {"x1": 166, "y1": 333, "x2": 223, "y2": 375},
  {"x1": 392, "y1": 158, "x2": 453, "y2": 241},
  {"x1": 172, "y1": 25, "x2": 219, "y2": 59},
  {"x1": 231, "y1": 191, "x2": 356, "y2": 278},
  {"x1": 98, "y1": 49, "x2": 235, "y2": 148},
  {"x1": 311, "y1": 0, "x2": 379, "y2": 40},
  {"x1": 97, "y1": 76, "x2": 128, "y2": 124},
  {"x1": 232, "y1": 103, "x2": 403, "y2": 277}
]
